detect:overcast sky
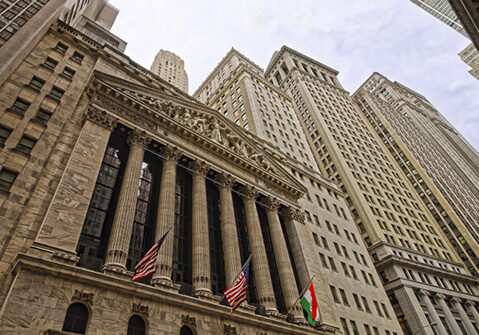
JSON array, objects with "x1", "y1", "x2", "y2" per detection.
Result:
[{"x1": 109, "y1": 0, "x2": 479, "y2": 151}]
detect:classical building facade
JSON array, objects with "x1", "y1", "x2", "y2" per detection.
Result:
[
  {"x1": 353, "y1": 72, "x2": 479, "y2": 277},
  {"x1": 264, "y1": 46, "x2": 479, "y2": 335},
  {"x1": 150, "y1": 50, "x2": 189, "y2": 93},
  {"x1": 194, "y1": 49, "x2": 403, "y2": 335}
]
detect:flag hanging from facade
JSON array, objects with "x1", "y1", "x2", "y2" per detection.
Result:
[
  {"x1": 132, "y1": 227, "x2": 172, "y2": 281},
  {"x1": 301, "y1": 282, "x2": 319, "y2": 325},
  {"x1": 224, "y1": 260, "x2": 251, "y2": 313}
]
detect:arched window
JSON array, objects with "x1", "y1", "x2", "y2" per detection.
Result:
[
  {"x1": 62, "y1": 303, "x2": 89, "y2": 334},
  {"x1": 127, "y1": 315, "x2": 146, "y2": 335},
  {"x1": 180, "y1": 325, "x2": 193, "y2": 335}
]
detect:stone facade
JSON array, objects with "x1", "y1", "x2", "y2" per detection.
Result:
[{"x1": 150, "y1": 50, "x2": 189, "y2": 93}]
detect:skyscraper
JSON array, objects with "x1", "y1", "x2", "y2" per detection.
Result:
[
  {"x1": 459, "y1": 42, "x2": 479, "y2": 79},
  {"x1": 195, "y1": 48, "x2": 404, "y2": 335},
  {"x1": 150, "y1": 49, "x2": 189, "y2": 93},
  {"x1": 353, "y1": 72, "x2": 479, "y2": 278},
  {"x1": 264, "y1": 46, "x2": 479, "y2": 335}
]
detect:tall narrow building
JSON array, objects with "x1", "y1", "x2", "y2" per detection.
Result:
[
  {"x1": 459, "y1": 42, "x2": 479, "y2": 79},
  {"x1": 264, "y1": 46, "x2": 479, "y2": 335},
  {"x1": 353, "y1": 72, "x2": 479, "y2": 277},
  {"x1": 150, "y1": 49, "x2": 189, "y2": 93},
  {"x1": 195, "y1": 48, "x2": 404, "y2": 335}
]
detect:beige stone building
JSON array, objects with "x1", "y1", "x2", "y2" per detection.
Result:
[
  {"x1": 151, "y1": 49, "x2": 189, "y2": 93},
  {"x1": 459, "y1": 43, "x2": 479, "y2": 79},
  {"x1": 264, "y1": 46, "x2": 479, "y2": 335},
  {"x1": 194, "y1": 49, "x2": 403, "y2": 335},
  {"x1": 353, "y1": 72, "x2": 479, "y2": 278}
]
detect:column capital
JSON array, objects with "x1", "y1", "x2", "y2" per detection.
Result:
[
  {"x1": 85, "y1": 108, "x2": 118, "y2": 131},
  {"x1": 464, "y1": 300, "x2": 476, "y2": 308},
  {"x1": 449, "y1": 296, "x2": 461, "y2": 305},
  {"x1": 214, "y1": 173, "x2": 236, "y2": 189},
  {"x1": 159, "y1": 145, "x2": 182, "y2": 162},
  {"x1": 239, "y1": 185, "x2": 258, "y2": 199},
  {"x1": 188, "y1": 160, "x2": 210, "y2": 176},
  {"x1": 416, "y1": 289, "x2": 429, "y2": 297},
  {"x1": 260, "y1": 196, "x2": 281, "y2": 211},
  {"x1": 127, "y1": 129, "x2": 151, "y2": 149},
  {"x1": 434, "y1": 293, "x2": 446, "y2": 300},
  {"x1": 280, "y1": 207, "x2": 305, "y2": 224}
]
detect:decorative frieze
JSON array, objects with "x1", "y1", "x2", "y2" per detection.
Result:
[
  {"x1": 132, "y1": 303, "x2": 149, "y2": 316},
  {"x1": 181, "y1": 314, "x2": 196, "y2": 328},
  {"x1": 72, "y1": 290, "x2": 94, "y2": 305},
  {"x1": 85, "y1": 108, "x2": 118, "y2": 131},
  {"x1": 223, "y1": 324, "x2": 237, "y2": 335}
]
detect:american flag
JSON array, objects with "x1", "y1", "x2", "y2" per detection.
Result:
[
  {"x1": 224, "y1": 260, "x2": 251, "y2": 312},
  {"x1": 132, "y1": 227, "x2": 172, "y2": 281}
]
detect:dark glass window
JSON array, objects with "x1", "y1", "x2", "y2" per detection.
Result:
[
  {"x1": 28, "y1": 76, "x2": 45, "y2": 91},
  {"x1": 0, "y1": 169, "x2": 17, "y2": 192},
  {"x1": 71, "y1": 51, "x2": 84, "y2": 64},
  {"x1": 232, "y1": 193, "x2": 257, "y2": 305},
  {"x1": 206, "y1": 180, "x2": 225, "y2": 295},
  {"x1": 55, "y1": 42, "x2": 68, "y2": 54},
  {"x1": 180, "y1": 326, "x2": 193, "y2": 335},
  {"x1": 0, "y1": 125, "x2": 12, "y2": 144},
  {"x1": 127, "y1": 315, "x2": 146, "y2": 335},
  {"x1": 62, "y1": 67, "x2": 75, "y2": 79},
  {"x1": 35, "y1": 108, "x2": 52, "y2": 123},
  {"x1": 127, "y1": 152, "x2": 161, "y2": 272},
  {"x1": 257, "y1": 204, "x2": 286, "y2": 314},
  {"x1": 49, "y1": 86, "x2": 64, "y2": 100},
  {"x1": 44, "y1": 57, "x2": 58, "y2": 70},
  {"x1": 15, "y1": 136, "x2": 36, "y2": 154},
  {"x1": 77, "y1": 131, "x2": 128, "y2": 271},
  {"x1": 62, "y1": 303, "x2": 88, "y2": 334},
  {"x1": 10, "y1": 98, "x2": 30, "y2": 115},
  {"x1": 172, "y1": 166, "x2": 192, "y2": 285}
]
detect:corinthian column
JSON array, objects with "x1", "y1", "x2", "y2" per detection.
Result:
[
  {"x1": 240, "y1": 185, "x2": 277, "y2": 314},
  {"x1": 436, "y1": 293, "x2": 462, "y2": 335},
  {"x1": 189, "y1": 160, "x2": 211, "y2": 297},
  {"x1": 152, "y1": 145, "x2": 182, "y2": 287},
  {"x1": 215, "y1": 173, "x2": 241, "y2": 287},
  {"x1": 450, "y1": 297, "x2": 477, "y2": 335},
  {"x1": 102, "y1": 130, "x2": 151, "y2": 275},
  {"x1": 262, "y1": 197, "x2": 302, "y2": 319}
]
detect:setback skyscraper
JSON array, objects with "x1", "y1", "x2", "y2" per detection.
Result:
[{"x1": 150, "y1": 49, "x2": 189, "y2": 93}]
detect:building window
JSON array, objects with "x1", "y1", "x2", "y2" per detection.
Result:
[
  {"x1": 15, "y1": 136, "x2": 36, "y2": 155},
  {"x1": 48, "y1": 86, "x2": 64, "y2": 100},
  {"x1": 62, "y1": 303, "x2": 89, "y2": 334},
  {"x1": 35, "y1": 108, "x2": 52, "y2": 123},
  {"x1": 62, "y1": 67, "x2": 76, "y2": 80},
  {"x1": 71, "y1": 51, "x2": 84, "y2": 64},
  {"x1": 28, "y1": 76, "x2": 45, "y2": 91},
  {"x1": 55, "y1": 42, "x2": 68, "y2": 54},
  {"x1": 43, "y1": 57, "x2": 58, "y2": 70},
  {"x1": 340, "y1": 318, "x2": 351, "y2": 335},
  {"x1": 10, "y1": 98, "x2": 30, "y2": 115},
  {"x1": 180, "y1": 326, "x2": 193, "y2": 335},
  {"x1": 0, "y1": 169, "x2": 17, "y2": 192},
  {"x1": 0, "y1": 125, "x2": 12, "y2": 144},
  {"x1": 127, "y1": 315, "x2": 146, "y2": 335}
]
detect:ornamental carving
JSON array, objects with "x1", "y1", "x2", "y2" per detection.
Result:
[
  {"x1": 260, "y1": 197, "x2": 281, "y2": 211},
  {"x1": 181, "y1": 314, "x2": 196, "y2": 328},
  {"x1": 160, "y1": 145, "x2": 182, "y2": 161},
  {"x1": 132, "y1": 303, "x2": 149, "y2": 316},
  {"x1": 224, "y1": 324, "x2": 237, "y2": 335},
  {"x1": 214, "y1": 173, "x2": 236, "y2": 189},
  {"x1": 85, "y1": 108, "x2": 118, "y2": 131},
  {"x1": 127, "y1": 130, "x2": 151, "y2": 149},
  {"x1": 239, "y1": 185, "x2": 258, "y2": 200},
  {"x1": 280, "y1": 207, "x2": 305, "y2": 223},
  {"x1": 72, "y1": 290, "x2": 94, "y2": 305},
  {"x1": 188, "y1": 160, "x2": 210, "y2": 176}
]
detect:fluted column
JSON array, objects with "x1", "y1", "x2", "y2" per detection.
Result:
[
  {"x1": 262, "y1": 197, "x2": 302, "y2": 319},
  {"x1": 465, "y1": 301, "x2": 479, "y2": 325},
  {"x1": 417, "y1": 290, "x2": 447, "y2": 335},
  {"x1": 152, "y1": 145, "x2": 182, "y2": 287},
  {"x1": 215, "y1": 173, "x2": 241, "y2": 287},
  {"x1": 436, "y1": 294, "x2": 462, "y2": 335},
  {"x1": 451, "y1": 298, "x2": 477, "y2": 335},
  {"x1": 103, "y1": 130, "x2": 151, "y2": 274},
  {"x1": 240, "y1": 185, "x2": 277, "y2": 314},
  {"x1": 189, "y1": 160, "x2": 211, "y2": 297}
]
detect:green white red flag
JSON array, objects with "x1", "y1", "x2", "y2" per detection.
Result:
[{"x1": 300, "y1": 282, "x2": 319, "y2": 325}]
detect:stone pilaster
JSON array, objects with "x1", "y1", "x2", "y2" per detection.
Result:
[
  {"x1": 417, "y1": 290, "x2": 447, "y2": 335},
  {"x1": 34, "y1": 109, "x2": 118, "y2": 257},
  {"x1": 435, "y1": 293, "x2": 462, "y2": 335},
  {"x1": 450, "y1": 297, "x2": 477, "y2": 335},
  {"x1": 102, "y1": 130, "x2": 151, "y2": 275},
  {"x1": 215, "y1": 173, "x2": 241, "y2": 287},
  {"x1": 465, "y1": 301, "x2": 479, "y2": 325},
  {"x1": 262, "y1": 198, "x2": 302, "y2": 319},
  {"x1": 239, "y1": 185, "x2": 277, "y2": 314},
  {"x1": 189, "y1": 160, "x2": 211, "y2": 297},
  {"x1": 152, "y1": 145, "x2": 182, "y2": 287}
]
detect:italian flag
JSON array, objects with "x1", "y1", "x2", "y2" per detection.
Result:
[{"x1": 301, "y1": 282, "x2": 319, "y2": 325}]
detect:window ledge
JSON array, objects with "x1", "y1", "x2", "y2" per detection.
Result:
[
  {"x1": 39, "y1": 63, "x2": 55, "y2": 72},
  {"x1": 0, "y1": 189, "x2": 10, "y2": 198},
  {"x1": 5, "y1": 109, "x2": 25, "y2": 119},
  {"x1": 69, "y1": 57, "x2": 83, "y2": 65},
  {"x1": 59, "y1": 73, "x2": 73, "y2": 81},
  {"x1": 23, "y1": 84, "x2": 41, "y2": 93},
  {"x1": 11, "y1": 147, "x2": 31, "y2": 158},
  {"x1": 45, "y1": 94, "x2": 62, "y2": 102},
  {"x1": 30, "y1": 117, "x2": 48, "y2": 127}
]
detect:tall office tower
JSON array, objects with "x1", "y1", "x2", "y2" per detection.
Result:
[
  {"x1": 195, "y1": 48, "x2": 404, "y2": 335},
  {"x1": 411, "y1": 0, "x2": 469, "y2": 36},
  {"x1": 459, "y1": 42, "x2": 479, "y2": 79},
  {"x1": 353, "y1": 72, "x2": 479, "y2": 279},
  {"x1": 265, "y1": 46, "x2": 479, "y2": 335},
  {"x1": 150, "y1": 49, "x2": 189, "y2": 93}
]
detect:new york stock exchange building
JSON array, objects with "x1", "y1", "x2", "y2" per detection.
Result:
[{"x1": 0, "y1": 1, "x2": 406, "y2": 334}]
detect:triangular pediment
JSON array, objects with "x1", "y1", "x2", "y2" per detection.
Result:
[{"x1": 88, "y1": 71, "x2": 307, "y2": 198}]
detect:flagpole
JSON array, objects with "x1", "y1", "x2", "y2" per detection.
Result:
[
  {"x1": 286, "y1": 275, "x2": 315, "y2": 315},
  {"x1": 219, "y1": 252, "x2": 254, "y2": 305}
]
